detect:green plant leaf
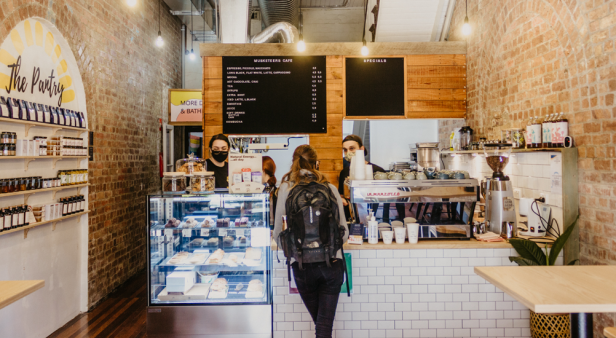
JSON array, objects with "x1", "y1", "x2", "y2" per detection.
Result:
[
  {"x1": 509, "y1": 238, "x2": 546, "y2": 265},
  {"x1": 567, "y1": 259, "x2": 579, "y2": 265},
  {"x1": 509, "y1": 256, "x2": 538, "y2": 266},
  {"x1": 548, "y1": 215, "x2": 579, "y2": 265}
]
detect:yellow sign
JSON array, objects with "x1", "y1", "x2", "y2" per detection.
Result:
[
  {"x1": 0, "y1": 19, "x2": 80, "y2": 109},
  {"x1": 169, "y1": 89, "x2": 202, "y2": 124}
]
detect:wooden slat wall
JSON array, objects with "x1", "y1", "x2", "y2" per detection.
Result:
[
  {"x1": 406, "y1": 55, "x2": 466, "y2": 119},
  {"x1": 202, "y1": 53, "x2": 466, "y2": 187}
]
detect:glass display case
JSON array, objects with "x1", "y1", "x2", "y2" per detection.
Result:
[{"x1": 146, "y1": 192, "x2": 273, "y2": 338}]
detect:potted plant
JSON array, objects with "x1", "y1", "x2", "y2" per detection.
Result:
[{"x1": 508, "y1": 216, "x2": 579, "y2": 338}]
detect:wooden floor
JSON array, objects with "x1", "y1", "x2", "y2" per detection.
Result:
[{"x1": 48, "y1": 271, "x2": 147, "y2": 338}]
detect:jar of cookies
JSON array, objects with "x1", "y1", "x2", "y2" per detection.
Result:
[
  {"x1": 190, "y1": 172, "x2": 215, "y2": 194},
  {"x1": 175, "y1": 154, "x2": 206, "y2": 175},
  {"x1": 162, "y1": 172, "x2": 187, "y2": 194}
]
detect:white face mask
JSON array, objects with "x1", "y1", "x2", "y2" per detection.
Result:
[{"x1": 344, "y1": 151, "x2": 356, "y2": 162}]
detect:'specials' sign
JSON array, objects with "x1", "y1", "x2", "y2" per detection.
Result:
[
  {"x1": 168, "y1": 89, "x2": 202, "y2": 125},
  {"x1": 0, "y1": 19, "x2": 78, "y2": 109}
]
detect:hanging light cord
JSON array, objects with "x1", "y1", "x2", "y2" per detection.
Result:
[{"x1": 158, "y1": 0, "x2": 161, "y2": 32}]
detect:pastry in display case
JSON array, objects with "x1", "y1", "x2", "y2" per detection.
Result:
[{"x1": 147, "y1": 192, "x2": 272, "y2": 338}]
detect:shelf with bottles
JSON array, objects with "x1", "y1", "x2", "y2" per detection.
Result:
[
  {"x1": 0, "y1": 117, "x2": 89, "y2": 136},
  {"x1": 0, "y1": 155, "x2": 87, "y2": 170},
  {"x1": 0, "y1": 210, "x2": 89, "y2": 238},
  {"x1": 0, "y1": 182, "x2": 89, "y2": 202}
]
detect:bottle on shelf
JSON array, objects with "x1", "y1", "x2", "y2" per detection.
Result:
[
  {"x1": 11, "y1": 206, "x2": 19, "y2": 229},
  {"x1": 17, "y1": 205, "x2": 25, "y2": 227},
  {"x1": 552, "y1": 112, "x2": 568, "y2": 148},
  {"x1": 530, "y1": 116, "x2": 542, "y2": 148},
  {"x1": 0, "y1": 208, "x2": 4, "y2": 232},
  {"x1": 542, "y1": 114, "x2": 552, "y2": 148},
  {"x1": 4, "y1": 208, "x2": 12, "y2": 230}
]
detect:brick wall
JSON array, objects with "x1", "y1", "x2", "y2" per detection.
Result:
[
  {"x1": 0, "y1": 0, "x2": 182, "y2": 307},
  {"x1": 448, "y1": 0, "x2": 616, "y2": 334}
]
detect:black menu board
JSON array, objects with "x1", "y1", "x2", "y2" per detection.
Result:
[
  {"x1": 223, "y1": 56, "x2": 327, "y2": 134},
  {"x1": 345, "y1": 57, "x2": 405, "y2": 117}
]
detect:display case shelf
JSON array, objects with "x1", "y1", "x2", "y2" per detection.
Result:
[
  {"x1": 0, "y1": 183, "x2": 89, "y2": 203},
  {"x1": 0, "y1": 117, "x2": 88, "y2": 137},
  {"x1": 0, "y1": 210, "x2": 89, "y2": 238}
]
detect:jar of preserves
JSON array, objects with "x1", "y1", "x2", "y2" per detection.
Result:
[
  {"x1": 163, "y1": 172, "x2": 187, "y2": 194},
  {"x1": 9, "y1": 132, "x2": 16, "y2": 144},
  {"x1": 0, "y1": 179, "x2": 7, "y2": 193},
  {"x1": 190, "y1": 172, "x2": 215, "y2": 194},
  {"x1": 0, "y1": 143, "x2": 6, "y2": 156},
  {"x1": 19, "y1": 177, "x2": 27, "y2": 191},
  {"x1": 0, "y1": 132, "x2": 8, "y2": 143},
  {"x1": 9, "y1": 144, "x2": 15, "y2": 156}
]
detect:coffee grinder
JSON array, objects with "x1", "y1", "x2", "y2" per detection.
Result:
[{"x1": 483, "y1": 144, "x2": 517, "y2": 238}]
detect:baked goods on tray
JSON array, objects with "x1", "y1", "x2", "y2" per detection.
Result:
[
  {"x1": 168, "y1": 251, "x2": 190, "y2": 265},
  {"x1": 208, "y1": 249, "x2": 225, "y2": 264},
  {"x1": 207, "y1": 238, "x2": 219, "y2": 246},
  {"x1": 190, "y1": 238, "x2": 205, "y2": 246},
  {"x1": 245, "y1": 279, "x2": 264, "y2": 298},
  {"x1": 223, "y1": 236, "x2": 234, "y2": 245},
  {"x1": 245, "y1": 247, "x2": 262, "y2": 261},
  {"x1": 209, "y1": 278, "x2": 229, "y2": 299},
  {"x1": 165, "y1": 218, "x2": 180, "y2": 228},
  {"x1": 188, "y1": 253, "x2": 208, "y2": 265},
  {"x1": 183, "y1": 217, "x2": 199, "y2": 228}
]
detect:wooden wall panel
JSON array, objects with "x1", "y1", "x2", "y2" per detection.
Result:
[{"x1": 203, "y1": 51, "x2": 466, "y2": 188}]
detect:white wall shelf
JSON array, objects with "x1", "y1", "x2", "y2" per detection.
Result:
[
  {"x1": 0, "y1": 183, "x2": 89, "y2": 203},
  {"x1": 0, "y1": 156, "x2": 88, "y2": 170},
  {"x1": 0, "y1": 117, "x2": 89, "y2": 137},
  {"x1": 0, "y1": 210, "x2": 90, "y2": 239}
]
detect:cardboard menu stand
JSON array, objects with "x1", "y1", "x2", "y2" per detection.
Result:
[{"x1": 228, "y1": 153, "x2": 265, "y2": 194}]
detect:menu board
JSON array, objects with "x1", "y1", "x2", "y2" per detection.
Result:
[
  {"x1": 223, "y1": 56, "x2": 327, "y2": 134},
  {"x1": 345, "y1": 57, "x2": 405, "y2": 117}
]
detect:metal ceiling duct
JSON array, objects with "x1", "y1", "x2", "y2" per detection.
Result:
[
  {"x1": 257, "y1": 0, "x2": 301, "y2": 27},
  {"x1": 250, "y1": 21, "x2": 298, "y2": 43}
]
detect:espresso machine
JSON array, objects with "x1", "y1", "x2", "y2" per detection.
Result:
[{"x1": 483, "y1": 144, "x2": 517, "y2": 238}]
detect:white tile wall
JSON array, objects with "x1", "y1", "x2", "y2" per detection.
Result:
[
  {"x1": 443, "y1": 152, "x2": 565, "y2": 234},
  {"x1": 273, "y1": 249, "x2": 532, "y2": 338}
]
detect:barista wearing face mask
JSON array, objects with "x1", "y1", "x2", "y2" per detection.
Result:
[
  {"x1": 339, "y1": 135, "x2": 386, "y2": 219},
  {"x1": 206, "y1": 134, "x2": 230, "y2": 189}
]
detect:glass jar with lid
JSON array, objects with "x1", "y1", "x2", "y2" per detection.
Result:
[
  {"x1": 175, "y1": 154, "x2": 206, "y2": 175},
  {"x1": 163, "y1": 172, "x2": 187, "y2": 194},
  {"x1": 190, "y1": 172, "x2": 215, "y2": 194}
]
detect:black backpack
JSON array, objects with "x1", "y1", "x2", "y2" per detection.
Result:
[{"x1": 278, "y1": 181, "x2": 350, "y2": 296}]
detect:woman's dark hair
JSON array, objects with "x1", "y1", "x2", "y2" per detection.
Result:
[
  {"x1": 209, "y1": 134, "x2": 230, "y2": 149},
  {"x1": 262, "y1": 156, "x2": 277, "y2": 187},
  {"x1": 342, "y1": 134, "x2": 368, "y2": 156}
]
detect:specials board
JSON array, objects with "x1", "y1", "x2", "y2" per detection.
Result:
[
  {"x1": 222, "y1": 56, "x2": 327, "y2": 134},
  {"x1": 344, "y1": 57, "x2": 406, "y2": 118}
]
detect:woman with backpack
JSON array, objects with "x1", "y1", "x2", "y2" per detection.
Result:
[{"x1": 273, "y1": 144, "x2": 349, "y2": 338}]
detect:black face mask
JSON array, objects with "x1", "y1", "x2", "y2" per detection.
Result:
[{"x1": 211, "y1": 151, "x2": 228, "y2": 162}]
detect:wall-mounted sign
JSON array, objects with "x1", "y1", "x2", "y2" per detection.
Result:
[
  {"x1": 0, "y1": 19, "x2": 84, "y2": 112},
  {"x1": 169, "y1": 89, "x2": 202, "y2": 125},
  {"x1": 222, "y1": 56, "x2": 327, "y2": 134},
  {"x1": 344, "y1": 57, "x2": 406, "y2": 119}
]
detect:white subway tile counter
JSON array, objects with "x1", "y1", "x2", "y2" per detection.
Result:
[{"x1": 273, "y1": 246, "x2": 532, "y2": 338}]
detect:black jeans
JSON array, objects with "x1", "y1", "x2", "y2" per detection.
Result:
[{"x1": 292, "y1": 259, "x2": 344, "y2": 338}]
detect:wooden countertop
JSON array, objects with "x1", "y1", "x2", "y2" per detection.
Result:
[
  {"x1": 271, "y1": 238, "x2": 512, "y2": 250},
  {"x1": 343, "y1": 238, "x2": 512, "y2": 250},
  {"x1": 0, "y1": 280, "x2": 45, "y2": 310},
  {"x1": 605, "y1": 327, "x2": 616, "y2": 338},
  {"x1": 474, "y1": 266, "x2": 616, "y2": 314}
]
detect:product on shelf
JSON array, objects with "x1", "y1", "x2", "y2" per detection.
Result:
[
  {"x1": 0, "y1": 204, "x2": 31, "y2": 231},
  {"x1": 190, "y1": 172, "x2": 215, "y2": 193},
  {"x1": 162, "y1": 172, "x2": 187, "y2": 193},
  {"x1": 189, "y1": 238, "x2": 205, "y2": 246},
  {"x1": 223, "y1": 236, "x2": 234, "y2": 246},
  {"x1": 168, "y1": 251, "x2": 190, "y2": 265},
  {"x1": 60, "y1": 195, "x2": 86, "y2": 216},
  {"x1": 216, "y1": 218, "x2": 230, "y2": 228},
  {"x1": 208, "y1": 249, "x2": 225, "y2": 264},
  {"x1": 207, "y1": 237, "x2": 219, "y2": 246},
  {"x1": 210, "y1": 278, "x2": 228, "y2": 292},
  {"x1": 245, "y1": 247, "x2": 262, "y2": 261},
  {"x1": 165, "y1": 218, "x2": 180, "y2": 228},
  {"x1": 183, "y1": 217, "x2": 199, "y2": 228},
  {"x1": 0, "y1": 97, "x2": 8, "y2": 118},
  {"x1": 188, "y1": 253, "x2": 208, "y2": 265},
  {"x1": 58, "y1": 169, "x2": 88, "y2": 186}
]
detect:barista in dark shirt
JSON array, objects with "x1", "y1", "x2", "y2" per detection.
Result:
[
  {"x1": 205, "y1": 134, "x2": 230, "y2": 189},
  {"x1": 338, "y1": 135, "x2": 386, "y2": 220}
]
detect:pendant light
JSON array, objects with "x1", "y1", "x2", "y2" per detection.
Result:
[
  {"x1": 297, "y1": 10, "x2": 306, "y2": 52},
  {"x1": 462, "y1": 0, "x2": 471, "y2": 36},
  {"x1": 127, "y1": 0, "x2": 137, "y2": 7},
  {"x1": 155, "y1": 0, "x2": 164, "y2": 47},
  {"x1": 360, "y1": 0, "x2": 369, "y2": 56},
  {"x1": 189, "y1": 2, "x2": 196, "y2": 60}
]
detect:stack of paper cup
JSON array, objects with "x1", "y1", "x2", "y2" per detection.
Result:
[
  {"x1": 407, "y1": 223, "x2": 420, "y2": 244},
  {"x1": 354, "y1": 150, "x2": 366, "y2": 180}
]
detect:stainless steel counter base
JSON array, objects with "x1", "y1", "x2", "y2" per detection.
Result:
[{"x1": 147, "y1": 305, "x2": 272, "y2": 338}]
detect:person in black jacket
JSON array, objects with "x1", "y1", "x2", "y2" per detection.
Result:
[{"x1": 338, "y1": 135, "x2": 388, "y2": 221}]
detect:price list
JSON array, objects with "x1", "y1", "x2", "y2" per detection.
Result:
[{"x1": 222, "y1": 56, "x2": 327, "y2": 134}]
